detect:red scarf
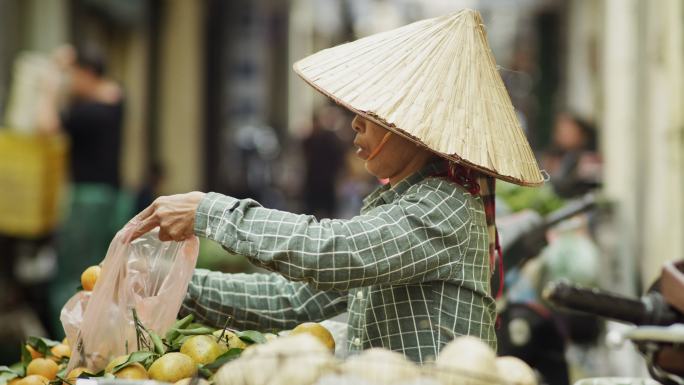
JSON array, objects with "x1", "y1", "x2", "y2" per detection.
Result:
[{"x1": 434, "y1": 161, "x2": 504, "y2": 299}]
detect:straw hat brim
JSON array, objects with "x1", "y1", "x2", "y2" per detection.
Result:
[{"x1": 294, "y1": 65, "x2": 542, "y2": 187}]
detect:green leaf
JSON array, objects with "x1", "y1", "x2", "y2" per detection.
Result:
[
  {"x1": 76, "y1": 370, "x2": 103, "y2": 378},
  {"x1": 56, "y1": 364, "x2": 70, "y2": 379},
  {"x1": 165, "y1": 314, "x2": 194, "y2": 343},
  {"x1": 8, "y1": 363, "x2": 24, "y2": 378},
  {"x1": 26, "y1": 337, "x2": 60, "y2": 356},
  {"x1": 198, "y1": 366, "x2": 214, "y2": 379},
  {"x1": 112, "y1": 351, "x2": 158, "y2": 373},
  {"x1": 20, "y1": 345, "x2": 32, "y2": 371},
  {"x1": 201, "y1": 349, "x2": 242, "y2": 371},
  {"x1": 237, "y1": 330, "x2": 266, "y2": 344},
  {"x1": 0, "y1": 366, "x2": 21, "y2": 385}
]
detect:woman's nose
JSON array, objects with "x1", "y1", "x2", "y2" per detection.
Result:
[{"x1": 352, "y1": 116, "x2": 365, "y2": 133}]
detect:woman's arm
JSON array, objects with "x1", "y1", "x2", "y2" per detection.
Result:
[
  {"x1": 180, "y1": 269, "x2": 348, "y2": 330},
  {"x1": 195, "y1": 184, "x2": 473, "y2": 291}
]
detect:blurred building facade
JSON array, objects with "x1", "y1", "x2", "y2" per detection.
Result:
[
  {"x1": 564, "y1": 0, "x2": 684, "y2": 290},
  {"x1": 0, "y1": 0, "x2": 682, "y2": 292}
]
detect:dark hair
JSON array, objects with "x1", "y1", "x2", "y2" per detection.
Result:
[
  {"x1": 570, "y1": 115, "x2": 598, "y2": 151},
  {"x1": 75, "y1": 47, "x2": 107, "y2": 77}
]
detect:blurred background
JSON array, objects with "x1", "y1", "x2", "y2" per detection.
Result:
[{"x1": 0, "y1": 0, "x2": 682, "y2": 383}]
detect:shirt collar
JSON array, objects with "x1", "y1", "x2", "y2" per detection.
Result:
[{"x1": 364, "y1": 160, "x2": 447, "y2": 207}]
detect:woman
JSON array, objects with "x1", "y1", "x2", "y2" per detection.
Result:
[
  {"x1": 37, "y1": 46, "x2": 126, "y2": 336},
  {"x1": 131, "y1": 9, "x2": 543, "y2": 363}
]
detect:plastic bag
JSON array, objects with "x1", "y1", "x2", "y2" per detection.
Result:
[{"x1": 60, "y1": 221, "x2": 199, "y2": 371}]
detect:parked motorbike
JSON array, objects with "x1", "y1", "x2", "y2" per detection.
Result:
[
  {"x1": 545, "y1": 260, "x2": 684, "y2": 385},
  {"x1": 495, "y1": 193, "x2": 599, "y2": 385}
]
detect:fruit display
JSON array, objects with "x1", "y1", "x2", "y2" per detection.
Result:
[
  {"x1": 0, "y1": 314, "x2": 288, "y2": 385},
  {"x1": 2, "y1": 322, "x2": 541, "y2": 385},
  {"x1": 1, "y1": 265, "x2": 538, "y2": 385}
]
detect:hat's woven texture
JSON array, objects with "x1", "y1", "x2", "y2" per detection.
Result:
[{"x1": 294, "y1": 9, "x2": 543, "y2": 186}]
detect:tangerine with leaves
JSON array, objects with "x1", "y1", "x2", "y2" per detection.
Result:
[{"x1": 114, "y1": 363, "x2": 148, "y2": 380}]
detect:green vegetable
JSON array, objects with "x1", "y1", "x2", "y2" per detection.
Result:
[
  {"x1": 150, "y1": 332, "x2": 166, "y2": 355},
  {"x1": 165, "y1": 314, "x2": 195, "y2": 343},
  {"x1": 175, "y1": 327, "x2": 215, "y2": 336}
]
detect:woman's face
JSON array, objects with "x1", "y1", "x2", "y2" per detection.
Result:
[
  {"x1": 554, "y1": 115, "x2": 586, "y2": 150},
  {"x1": 352, "y1": 115, "x2": 430, "y2": 180}
]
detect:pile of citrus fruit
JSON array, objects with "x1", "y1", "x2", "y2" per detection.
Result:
[
  {"x1": 0, "y1": 263, "x2": 338, "y2": 385},
  {"x1": 0, "y1": 264, "x2": 539, "y2": 385},
  {"x1": 0, "y1": 315, "x2": 338, "y2": 385}
]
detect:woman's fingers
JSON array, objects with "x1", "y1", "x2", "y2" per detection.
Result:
[
  {"x1": 130, "y1": 215, "x2": 159, "y2": 241},
  {"x1": 132, "y1": 202, "x2": 156, "y2": 223},
  {"x1": 129, "y1": 192, "x2": 205, "y2": 242}
]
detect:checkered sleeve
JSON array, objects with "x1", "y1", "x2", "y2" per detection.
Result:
[
  {"x1": 194, "y1": 190, "x2": 471, "y2": 291},
  {"x1": 180, "y1": 268, "x2": 348, "y2": 330}
]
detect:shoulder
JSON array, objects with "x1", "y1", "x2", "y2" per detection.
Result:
[
  {"x1": 404, "y1": 176, "x2": 473, "y2": 204},
  {"x1": 399, "y1": 177, "x2": 483, "y2": 221}
]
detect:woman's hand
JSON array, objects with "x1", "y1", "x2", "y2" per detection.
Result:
[{"x1": 131, "y1": 191, "x2": 206, "y2": 241}]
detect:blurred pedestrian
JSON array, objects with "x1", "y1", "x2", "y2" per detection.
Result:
[
  {"x1": 37, "y1": 45, "x2": 126, "y2": 337},
  {"x1": 542, "y1": 113, "x2": 602, "y2": 198},
  {"x1": 302, "y1": 106, "x2": 346, "y2": 219}
]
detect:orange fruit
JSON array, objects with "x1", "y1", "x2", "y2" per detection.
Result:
[
  {"x1": 148, "y1": 353, "x2": 197, "y2": 382},
  {"x1": 180, "y1": 335, "x2": 223, "y2": 365},
  {"x1": 62, "y1": 367, "x2": 88, "y2": 385},
  {"x1": 50, "y1": 344, "x2": 71, "y2": 360},
  {"x1": 289, "y1": 322, "x2": 335, "y2": 352},
  {"x1": 19, "y1": 375, "x2": 49, "y2": 385},
  {"x1": 105, "y1": 355, "x2": 130, "y2": 374},
  {"x1": 26, "y1": 345, "x2": 42, "y2": 359},
  {"x1": 8, "y1": 378, "x2": 22, "y2": 385},
  {"x1": 26, "y1": 358, "x2": 59, "y2": 380},
  {"x1": 81, "y1": 266, "x2": 101, "y2": 291},
  {"x1": 114, "y1": 363, "x2": 149, "y2": 380}
]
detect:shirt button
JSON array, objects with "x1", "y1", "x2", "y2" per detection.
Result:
[
  {"x1": 353, "y1": 337, "x2": 361, "y2": 347},
  {"x1": 419, "y1": 319, "x2": 430, "y2": 329},
  {"x1": 356, "y1": 291, "x2": 363, "y2": 300}
]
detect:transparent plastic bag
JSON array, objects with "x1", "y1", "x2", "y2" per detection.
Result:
[{"x1": 60, "y1": 222, "x2": 199, "y2": 371}]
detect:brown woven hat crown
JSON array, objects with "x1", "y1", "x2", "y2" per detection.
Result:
[{"x1": 294, "y1": 9, "x2": 544, "y2": 186}]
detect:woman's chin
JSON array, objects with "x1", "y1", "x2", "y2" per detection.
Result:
[{"x1": 364, "y1": 163, "x2": 385, "y2": 180}]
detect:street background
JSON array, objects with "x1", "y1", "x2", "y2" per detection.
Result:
[{"x1": 0, "y1": 0, "x2": 682, "y2": 383}]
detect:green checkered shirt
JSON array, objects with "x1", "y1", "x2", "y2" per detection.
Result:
[{"x1": 181, "y1": 162, "x2": 496, "y2": 362}]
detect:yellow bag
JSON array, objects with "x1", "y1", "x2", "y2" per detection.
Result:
[{"x1": 0, "y1": 130, "x2": 68, "y2": 237}]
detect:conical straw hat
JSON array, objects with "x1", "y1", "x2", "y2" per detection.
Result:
[{"x1": 294, "y1": 9, "x2": 544, "y2": 186}]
